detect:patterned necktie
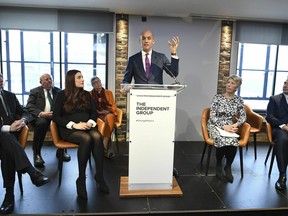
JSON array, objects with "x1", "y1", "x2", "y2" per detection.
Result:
[
  {"x1": 46, "y1": 89, "x2": 53, "y2": 111},
  {"x1": 145, "y1": 53, "x2": 151, "y2": 78}
]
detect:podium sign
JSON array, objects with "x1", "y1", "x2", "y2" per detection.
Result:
[{"x1": 128, "y1": 88, "x2": 176, "y2": 190}]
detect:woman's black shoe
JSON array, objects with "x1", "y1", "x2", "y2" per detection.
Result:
[
  {"x1": 0, "y1": 195, "x2": 14, "y2": 215},
  {"x1": 275, "y1": 176, "x2": 286, "y2": 191},
  {"x1": 224, "y1": 166, "x2": 234, "y2": 183},
  {"x1": 76, "y1": 178, "x2": 87, "y2": 200},
  {"x1": 216, "y1": 165, "x2": 226, "y2": 182},
  {"x1": 30, "y1": 170, "x2": 50, "y2": 187},
  {"x1": 94, "y1": 176, "x2": 109, "y2": 194}
]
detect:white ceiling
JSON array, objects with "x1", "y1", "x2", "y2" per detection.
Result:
[{"x1": 0, "y1": 0, "x2": 288, "y2": 22}]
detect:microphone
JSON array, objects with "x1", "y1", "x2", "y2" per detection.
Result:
[{"x1": 154, "y1": 55, "x2": 180, "y2": 85}]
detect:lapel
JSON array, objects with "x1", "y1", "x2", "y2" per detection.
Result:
[
  {"x1": 280, "y1": 93, "x2": 288, "y2": 113},
  {"x1": 150, "y1": 51, "x2": 157, "y2": 75},
  {"x1": 137, "y1": 52, "x2": 146, "y2": 74},
  {"x1": 52, "y1": 88, "x2": 57, "y2": 99},
  {"x1": 0, "y1": 90, "x2": 12, "y2": 124},
  {"x1": 41, "y1": 87, "x2": 46, "y2": 102},
  {"x1": 1, "y1": 90, "x2": 12, "y2": 115}
]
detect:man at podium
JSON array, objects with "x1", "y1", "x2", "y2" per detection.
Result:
[
  {"x1": 122, "y1": 29, "x2": 180, "y2": 85},
  {"x1": 121, "y1": 29, "x2": 180, "y2": 177}
]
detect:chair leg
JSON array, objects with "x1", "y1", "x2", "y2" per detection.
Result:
[
  {"x1": 239, "y1": 147, "x2": 244, "y2": 178},
  {"x1": 17, "y1": 171, "x2": 23, "y2": 194},
  {"x1": 58, "y1": 149, "x2": 64, "y2": 185},
  {"x1": 205, "y1": 145, "x2": 212, "y2": 176},
  {"x1": 268, "y1": 146, "x2": 275, "y2": 177},
  {"x1": 253, "y1": 133, "x2": 257, "y2": 160},
  {"x1": 264, "y1": 144, "x2": 273, "y2": 165},
  {"x1": 114, "y1": 127, "x2": 119, "y2": 152},
  {"x1": 200, "y1": 142, "x2": 208, "y2": 163}
]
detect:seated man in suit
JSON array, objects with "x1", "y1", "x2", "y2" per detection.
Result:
[
  {"x1": 26, "y1": 73, "x2": 70, "y2": 167},
  {"x1": 266, "y1": 76, "x2": 288, "y2": 191},
  {"x1": 121, "y1": 29, "x2": 180, "y2": 176},
  {"x1": 0, "y1": 74, "x2": 49, "y2": 214}
]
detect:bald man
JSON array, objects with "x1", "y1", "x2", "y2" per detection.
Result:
[
  {"x1": 26, "y1": 73, "x2": 70, "y2": 167},
  {"x1": 122, "y1": 29, "x2": 180, "y2": 85}
]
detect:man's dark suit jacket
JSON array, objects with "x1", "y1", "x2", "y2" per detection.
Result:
[
  {"x1": 0, "y1": 90, "x2": 31, "y2": 188},
  {"x1": 26, "y1": 86, "x2": 61, "y2": 121},
  {"x1": 1, "y1": 90, "x2": 30, "y2": 125},
  {"x1": 266, "y1": 93, "x2": 288, "y2": 128},
  {"x1": 122, "y1": 51, "x2": 179, "y2": 84}
]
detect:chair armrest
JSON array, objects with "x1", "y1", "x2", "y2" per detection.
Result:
[
  {"x1": 115, "y1": 108, "x2": 123, "y2": 128},
  {"x1": 201, "y1": 108, "x2": 213, "y2": 145},
  {"x1": 18, "y1": 125, "x2": 29, "y2": 149},
  {"x1": 247, "y1": 112, "x2": 264, "y2": 130},
  {"x1": 50, "y1": 120, "x2": 61, "y2": 145},
  {"x1": 245, "y1": 104, "x2": 264, "y2": 130},
  {"x1": 266, "y1": 121, "x2": 274, "y2": 144},
  {"x1": 97, "y1": 118, "x2": 105, "y2": 136},
  {"x1": 238, "y1": 122, "x2": 251, "y2": 147}
]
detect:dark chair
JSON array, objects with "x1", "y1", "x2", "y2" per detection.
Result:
[
  {"x1": 244, "y1": 104, "x2": 264, "y2": 160},
  {"x1": 50, "y1": 119, "x2": 105, "y2": 185},
  {"x1": 200, "y1": 108, "x2": 251, "y2": 178}
]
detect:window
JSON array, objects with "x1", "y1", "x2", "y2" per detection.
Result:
[
  {"x1": 236, "y1": 43, "x2": 288, "y2": 110},
  {"x1": 0, "y1": 30, "x2": 108, "y2": 105}
]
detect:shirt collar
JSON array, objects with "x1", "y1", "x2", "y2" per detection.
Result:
[{"x1": 142, "y1": 50, "x2": 152, "y2": 56}]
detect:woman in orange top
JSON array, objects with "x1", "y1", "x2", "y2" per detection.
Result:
[{"x1": 90, "y1": 77, "x2": 117, "y2": 158}]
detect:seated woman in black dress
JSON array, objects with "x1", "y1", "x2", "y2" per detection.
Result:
[{"x1": 52, "y1": 69, "x2": 109, "y2": 200}]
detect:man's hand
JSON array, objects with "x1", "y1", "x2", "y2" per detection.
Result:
[
  {"x1": 282, "y1": 124, "x2": 288, "y2": 132},
  {"x1": 168, "y1": 36, "x2": 180, "y2": 54},
  {"x1": 40, "y1": 111, "x2": 53, "y2": 119},
  {"x1": 10, "y1": 119, "x2": 26, "y2": 132}
]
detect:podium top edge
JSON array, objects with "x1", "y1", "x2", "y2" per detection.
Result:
[{"x1": 120, "y1": 84, "x2": 187, "y2": 93}]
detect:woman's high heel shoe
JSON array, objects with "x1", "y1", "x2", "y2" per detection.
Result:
[
  {"x1": 94, "y1": 175, "x2": 110, "y2": 194},
  {"x1": 224, "y1": 166, "x2": 234, "y2": 183},
  {"x1": 76, "y1": 178, "x2": 88, "y2": 200}
]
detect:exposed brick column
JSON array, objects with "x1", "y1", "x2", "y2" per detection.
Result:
[
  {"x1": 217, "y1": 20, "x2": 233, "y2": 94},
  {"x1": 216, "y1": 21, "x2": 268, "y2": 142},
  {"x1": 115, "y1": 14, "x2": 129, "y2": 142}
]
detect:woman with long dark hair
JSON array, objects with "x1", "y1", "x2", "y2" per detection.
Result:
[{"x1": 53, "y1": 69, "x2": 109, "y2": 200}]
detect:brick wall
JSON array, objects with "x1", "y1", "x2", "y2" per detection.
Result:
[
  {"x1": 217, "y1": 21, "x2": 233, "y2": 94},
  {"x1": 115, "y1": 14, "x2": 129, "y2": 142},
  {"x1": 218, "y1": 20, "x2": 268, "y2": 142}
]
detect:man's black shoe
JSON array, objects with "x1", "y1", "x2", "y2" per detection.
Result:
[
  {"x1": 30, "y1": 170, "x2": 50, "y2": 187},
  {"x1": 0, "y1": 198, "x2": 14, "y2": 215},
  {"x1": 33, "y1": 154, "x2": 45, "y2": 167},
  {"x1": 56, "y1": 149, "x2": 71, "y2": 162}
]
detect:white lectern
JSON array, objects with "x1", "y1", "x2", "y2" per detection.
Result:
[{"x1": 119, "y1": 84, "x2": 186, "y2": 197}]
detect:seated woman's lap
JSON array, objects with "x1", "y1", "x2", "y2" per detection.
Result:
[{"x1": 66, "y1": 129, "x2": 102, "y2": 146}]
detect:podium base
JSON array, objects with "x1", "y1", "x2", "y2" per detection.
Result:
[{"x1": 119, "y1": 176, "x2": 183, "y2": 198}]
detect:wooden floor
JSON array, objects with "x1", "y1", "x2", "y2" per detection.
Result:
[{"x1": 1, "y1": 140, "x2": 288, "y2": 215}]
